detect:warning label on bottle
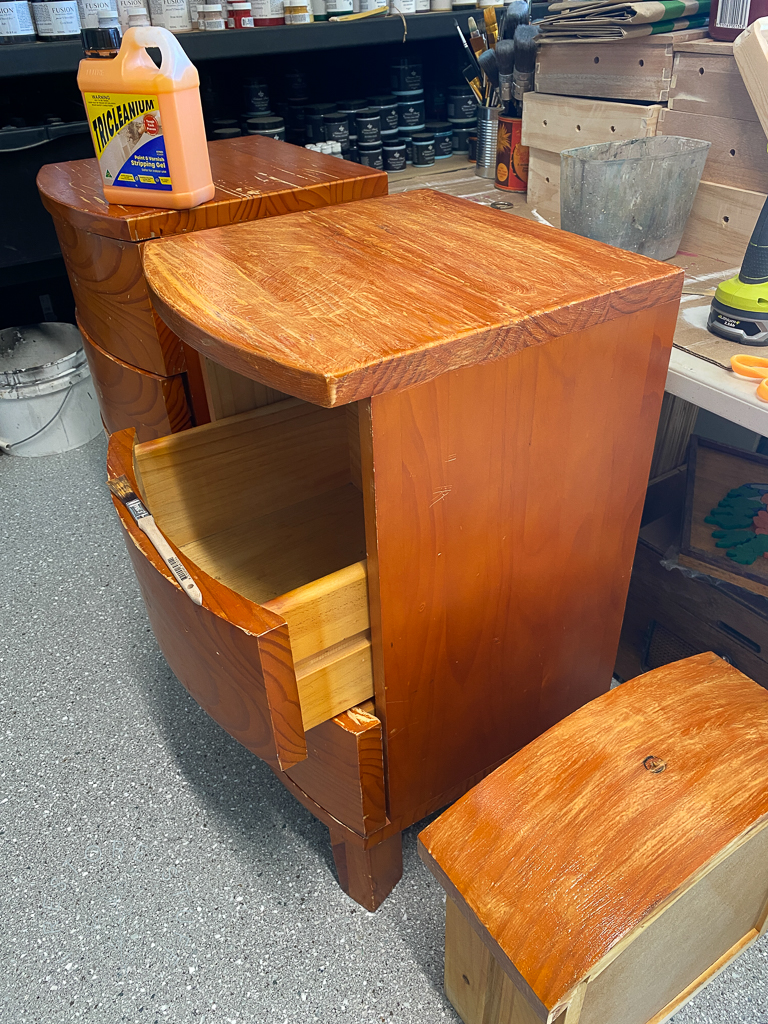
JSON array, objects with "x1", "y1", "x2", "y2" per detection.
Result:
[{"x1": 83, "y1": 91, "x2": 172, "y2": 192}]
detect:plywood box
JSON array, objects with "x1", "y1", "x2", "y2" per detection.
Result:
[
  {"x1": 521, "y1": 93, "x2": 661, "y2": 153},
  {"x1": 526, "y1": 148, "x2": 561, "y2": 227},
  {"x1": 680, "y1": 180, "x2": 765, "y2": 262},
  {"x1": 669, "y1": 49, "x2": 759, "y2": 120},
  {"x1": 658, "y1": 107, "x2": 768, "y2": 192},
  {"x1": 535, "y1": 29, "x2": 707, "y2": 102}
]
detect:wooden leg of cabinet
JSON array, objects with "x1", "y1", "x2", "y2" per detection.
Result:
[{"x1": 329, "y1": 827, "x2": 403, "y2": 911}]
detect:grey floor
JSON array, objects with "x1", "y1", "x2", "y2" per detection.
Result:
[{"x1": 1, "y1": 435, "x2": 766, "y2": 1024}]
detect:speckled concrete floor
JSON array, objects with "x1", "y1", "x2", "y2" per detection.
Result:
[{"x1": 1, "y1": 435, "x2": 766, "y2": 1024}]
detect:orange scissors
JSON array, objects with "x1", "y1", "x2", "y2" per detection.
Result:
[{"x1": 731, "y1": 354, "x2": 768, "y2": 402}]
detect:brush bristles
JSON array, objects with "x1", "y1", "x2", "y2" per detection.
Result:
[
  {"x1": 478, "y1": 47, "x2": 500, "y2": 90},
  {"x1": 495, "y1": 38, "x2": 514, "y2": 75},
  {"x1": 484, "y1": 6, "x2": 497, "y2": 29},
  {"x1": 108, "y1": 475, "x2": 136, "y2": 501},
  {"x1": 512, "y1": 23, "x2": 539, "y2": 72},
  {"x1": 468, "y1": 14, "x2": 478, "y2": 31}
]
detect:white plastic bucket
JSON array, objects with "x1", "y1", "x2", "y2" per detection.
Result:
[{"x1": 0, "y1": 323, "x2": 102, "y2": 457}]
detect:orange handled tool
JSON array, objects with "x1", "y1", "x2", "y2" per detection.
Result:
[{"x1": 731, "y1": 354, "x2": 768, "y2": 402}]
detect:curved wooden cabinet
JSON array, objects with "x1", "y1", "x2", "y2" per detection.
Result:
[{"x1": 38, "y1": 136, "x2": 388, "y2": 433}]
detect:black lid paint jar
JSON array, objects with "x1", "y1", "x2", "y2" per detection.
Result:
[
  {"x1": 411, "y1": 131, "x2": 435, "y2": 167},
  {"x1": 305, "y1": 103, "x2": 337, "y2": 142},
  {"x1": 447, "y1": 86, "x2": 478, "y2": 122},
  {"x1": 452, "y1": 124, "x2": 474, "y2": 153},
  {"x1": 368, "y1": 94, "x2": 398, "y2": 132},
  {"x1": 396, "y1": 94, "x2": 426, "y2": 129},
  {"x1": 390, "y1": 62, "x2": 422, "y2": 92},
  {"x1": 214, "y1": 127, "x2": 242, "y2": 140},
  {"x1": 425, "y1": 120, "x2": 453, "y2": 159},
  {"x1": 323, "y1": 111, "x2": 350, "y2": 149},
  {"x1": 244, "y1": 78, "x2": 270, "y2": 113},
  {"x1": 246, "y1": 115, "x2": 286, "y2": 141},
  {"x1": 355, "y1": 108, "x2": 381, "y2": 144},
  {"x1": 383, "y1": 140, "x2": 407, "y2": 172},
  {"x1": 337, "y1": 99, "x2": 367, "y2": 135},
  {"x1": 358, "y1": 140, "x2": 383, "y2": 170},
  {"x1": 398, "y1": 127, "x2": 414, "y2": 163}
]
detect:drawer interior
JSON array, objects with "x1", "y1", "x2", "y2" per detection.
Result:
[{"x1": 132, "y1": 396, "x2": 373, "y2": 731}]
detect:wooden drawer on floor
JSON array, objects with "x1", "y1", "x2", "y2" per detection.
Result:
[
  {"x1": 107, "y1": 396, "x2": 374, "y2": 772},
  {"x1": 81, "y1": 325, "x2": 192, "y2": 441}
]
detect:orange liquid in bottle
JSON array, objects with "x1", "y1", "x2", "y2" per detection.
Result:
[{"x1": 78, "y1": 26, "x2": 214, "y2": 209}]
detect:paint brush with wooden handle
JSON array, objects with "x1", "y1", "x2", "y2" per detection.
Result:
[
  {"x1": 108, "y1": 475, "x2": 203, "y2": 605},
  {"x1": 467, "y1": 15, "x2": 487, "y2": 57},
  {"x1": 484, "y1": 5, "x2": 499, "y2": 47}
]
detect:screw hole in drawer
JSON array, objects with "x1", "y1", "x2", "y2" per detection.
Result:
[
  {"x1": 723, "y1": 215, "x2": 730, "y2": 224},
  {"x1": 730, "y1": 149, "x2": 736, "y2": 156},
  {"x1": 716, "y1": 621, "x2": 760, "y2": 653}
]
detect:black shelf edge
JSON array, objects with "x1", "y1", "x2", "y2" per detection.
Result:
[{"x1": 0, "y1": 13, "x2": 476, "y2": 78}]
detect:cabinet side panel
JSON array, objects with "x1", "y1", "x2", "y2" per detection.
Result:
[
  {"x1": 368, "y1": 302, "x2": 677, "y2": 826},
  {"x1": 579, "y1": 825, "x2": 768, "y2": 1024}
]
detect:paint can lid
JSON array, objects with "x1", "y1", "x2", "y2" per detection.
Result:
[{"x1": 425, "y1": 121, "x2": 452, "y2": 133}]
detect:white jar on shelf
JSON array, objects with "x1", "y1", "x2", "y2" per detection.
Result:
[{"x1": 149, "y1": 0, "x2": 193, "y2": 31}]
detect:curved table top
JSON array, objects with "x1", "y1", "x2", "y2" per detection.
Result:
[{"x1": 143, "y1": 188, "x2": 684, "y2": 407}]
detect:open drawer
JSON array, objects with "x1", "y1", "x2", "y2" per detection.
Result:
[{"x1": 107, "y1": 397, "x2": 373, "y2": 771}]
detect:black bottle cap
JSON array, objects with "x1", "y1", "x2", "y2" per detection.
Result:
[{"x1": 82, "y1": 27, "x2": 121, "y2": 53}]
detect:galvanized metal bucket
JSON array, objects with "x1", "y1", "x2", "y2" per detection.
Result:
[{"x1": 0, "y1": 323, "x2": 102, "y2": 457}]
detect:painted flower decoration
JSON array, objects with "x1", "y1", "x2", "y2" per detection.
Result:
[{"x1": 754, "y1": 509, "x2": 768, "y2": 534}]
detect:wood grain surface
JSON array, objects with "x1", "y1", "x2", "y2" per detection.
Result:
[
  {"x1": 53, "y1": 213, "x2": 185, "y2": 376},
  {"x1": 80, "y1": 323, "x2": 192, "y2": 441},
  {"x1": 142, "y1": 189, "x2": 683, "y2": 408},
  {"x1": 107, "y1": 428, "x2": 307, "y2": 770},
  {"x1": 286, "y1": 701, "x2": 386, "y2": 837},
  {"x1": 365, "y1": 300, "x2": 678, "y2": 830},
  {"x1": 658, "y1": 107, "x2": 768, "y2": 193},
  {"x1": 419, "y1": 653, "x2": 768, "y2": 1018},
  {"x1": 330, "y1": 826, "x2": 402, "y2": 911},
  {"x1": 37, "y1": 134, "x2": 388, "y2": 242}
]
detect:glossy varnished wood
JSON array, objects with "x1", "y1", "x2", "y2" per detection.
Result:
[
  {"x1": 419, "y1": 653, "x2": 768, "y2": 1020},
  {"x1": 142, "y1": 189, "x2": 683, "y2": 408},
  {"x1": 107, "y1": 428, "x2": 306, "y2": 771},
  {"x1": 37, "y1": 134, "x2": 388, "y2": 242},
  {"x1": 365, "y1": 299, "x2": 679, "y2": 828},
  {"x1": 81, "y1": 324, "x2": 192, "y2": 441},
  {"x1": 330, "y1": 826, "x2": 403, "y2": 912}
]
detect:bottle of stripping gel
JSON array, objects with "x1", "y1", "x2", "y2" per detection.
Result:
[{"x1": 77, "y1": 25, "x2": 214, "y2": 209}]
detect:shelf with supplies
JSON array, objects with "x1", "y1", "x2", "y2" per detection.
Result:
[{"x1": 0, "y1": 9, "x2": 545, "y2": 78}]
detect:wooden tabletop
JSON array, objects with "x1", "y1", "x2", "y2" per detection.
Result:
[
  {"x1": 36, "y1": 134, "x2": 387, "y2": 242},
  {"x1": 143, "y1": 188, "x2": 683, "y2": 407},
  {"x1": 418, "y1": 652, "x2": 768, "y2": 1017}
]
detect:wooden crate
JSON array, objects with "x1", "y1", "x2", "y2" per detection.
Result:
[
  {"x1": 521, "y1": 93, "x2": 661, "y2": 152},
  {"x1": 681, "y1": 436, "x2": 768, "y2": 600},
  {"x1": 526, "y1": 148, "x2": 561, "y2": 226},
  {"x1": 669, "y1": 46, "x2": 759, "y2": 120},
  {"x1": 680, "y1": 180, "x2": 765, "y2": 261},
  {"x1": 658, "y1": 107, "x2": 768, "y2": 192},
  {"x1": 534, "y1": 29, "x2": 707, "y2": 103}
]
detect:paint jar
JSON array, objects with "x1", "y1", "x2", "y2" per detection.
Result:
[
  {"x1": 390, "y1": 0, "x2": 415, "y2": 12},
  {"x1": 116, "y1": 0, "x2": 146, "y2": 27},
  {"x1": 211, "y1": 117, "x2": 239, "y2": 136},
  {"x1": 357, "y1": 0, "x2": 381, "y2": 9},
  {"x1": 358, "y1": 140, "x2": 383, "y2": 169},
  {"x1": 244, "y1": 78, "x2": 270, "y2": 111},
  {"x1": 251, "y1": 0, "x2": 282, "y2": 22},
  {"x1": 355, "y1": 107, "x2": 381, "y2": 143},
  {"x1": 367, "y1": 94, "x2": 398, "y2": 132},
  {"x1": 337, "y1": 99, "x2": 367, "y2": 135},
  {"x1": 415, "y1": 0, "x2": 429, "y2": 10},
  {"x1": 347, "y1": 138, "x2": 359, "y2": 162},
  {"x1": 447, "y1": 86, "x2": 477, "y2": 122},
  {"x1": 227, "y1": 0, "x2": 253, "y2": 26},
  {"x1": 323, "y1": 111, "x2": 350, "y2": 150},
  {"x1": 31, "y1": 0, "x2": 81, "y2": 39},
  {"x1": 311, "y1": 0, "x2": 324, "y2": 16},
  {"x1": 391, "y1": 61, "x2": 422, "y2": 92},
  {"x1": 494, "y1": 114, "x2": 527, "y2": 192},
  {"x1": 246, "y1": 115, "x2": 286, "y2": 140},
  {"x1": 383, "y1": 139, "x2": 406, "y2": 172},
  {"x1": 411, "y1": 130, "x2": 435, "y2": 166},
  {"x1": 197, "y1": 3, "x2": 225, "y2": 27},
  {"x1": 452, "y1": 124, "x2": 473, "y2": 153},
  {"x1": 452, "y1": 0, "x2": 475, "y2": 8},
  {"x1": 380, "y1": 127, "x2": 398, "y2": 147},
  {"x1": 324, "y1": 0, "x2": 351, "y2": 11},
  {"x1": 430, "y1": 0, "x2": 451, "y2": 8},
  {"x1": 395, "y1": 91, "x2": 425, "y2": 128},
  {"x1": 424, "y1": 120, "x2": 452, "y2": 158},
  {"x1": 77, "y1": 0, "x2": 117, "y2": 29},
  {"x1": 213, "y1": 126, "x2": 242, "y2": 139},
  {"x1": 284, "y1": 69, "x2": 307, "y2": 98},
  {"x1": 0, "y1": 0, "x2": 36, "y2": 41},
  {"x1": 284, "y1": 99, "x2": 306, "y2": 133},
  {"x1": 284, "y1": 2, "x2": 311, "y2": 20},
  {"x1": 398, "y1": 126, "x2": 413, "y2": 162},
  {"x1": 150, "y1": 0, "x2": 192, "y2": 29},
  {"x1": 305, "y1": 103, "x2": 336, "y2": 142},
  {"x1": 127, "y1": 7, "x2": 149, "y2": 22}
]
